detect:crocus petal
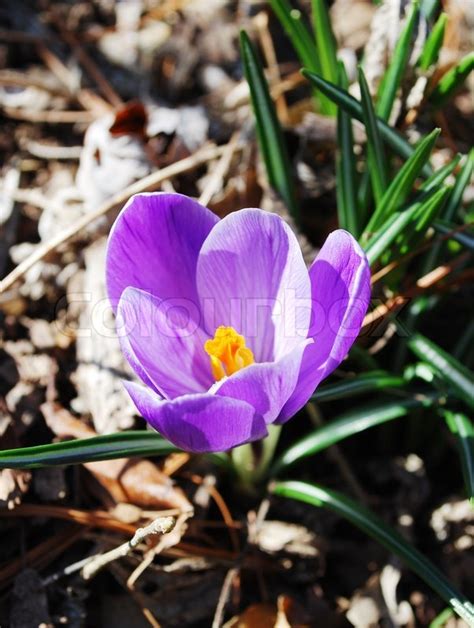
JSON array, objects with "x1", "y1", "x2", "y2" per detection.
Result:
[
  {"x1": 277, "y1": 230, "x2": 371, "y2": 423},
  {"x1": 213, "y1": 338, "x2": 312, "y2": 424},
  {"x1": 124, "y1": 380, "x2": 268, "y2": 453},
  {"x1": 196, "y1": 209, "x2": 311, "y2": 362},
  {"x1": 106, "y1": 192, "x2": 218, "y2": 312},
  {"x1": 117, "y1": 287, "x2": 213, "y2": 398}
]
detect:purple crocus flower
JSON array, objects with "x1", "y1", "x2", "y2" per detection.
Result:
[{"x1": 106, "y1": 193, "x2": 371, "y2": 453}]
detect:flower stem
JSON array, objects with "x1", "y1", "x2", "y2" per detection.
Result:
[{"x1": 231, "y1": 424, "x2": 282, "y2": 492}]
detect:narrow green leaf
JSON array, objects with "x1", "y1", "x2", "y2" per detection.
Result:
[
  {"x1": 357, "y1": 170, "x2": 372, "y2": 222},
  {"x1": 364, "y1": 128, "x2": 440, "y2": 237},
  {"x1": 420, "y1": 154, "x2": 461, "y2": 191},
  {"x1": 376, "y1": 2, "x2": 420, "y2": 120},
  {"x1": 0, "y1": 431, "x2": 178, "y2": 469},
  {"x1": 269, "y1": 0, "x2": 320, "y2": 72},
  {"x1": 272, "y1": 481, "x2": 474, "y2": 623},
  {"x1": 302, "y1": 70, "x2": 433, "y2": 175},
  {"x1": 365, "y1": 186, "x2": 448, "y2": 265},
  {"x1": 418, "y1": 13, "x2": 448, "y2": 70},
  {"x1": 312, "y1": 371, "x2": 406, "y2": 403},
  {"x1": 430, "y1": 52, "x2": 474, "y2": 107},
  {"x1": 442, "y1": 410, "x2": 474, "y2": 503},
  {"x1": 441, "y1": 149, "x2": 474, "y2": 223},
  {"x1": 407, "y1": 333, "x2": 474, "y2": 409},
  {"x1": 454, "y1": 320, "x2": 474, "y2": 362},
  {"x1": 271, "y1": 394, "x2": 433, "y2": 475},
  {"x1": 433, "y1": 220, "x2": 474, "y2": 251},
  {"x1": 359, "y1": 67, "x2": 388, "y2": 204},
  {"x1": 336, "y1": 63, "x2": 359, "y2": 234},
  {"x1": 311, "y1": 0, "x2": 339, "y2": 115},
  {"x1": 422, "y1": 150, "x2": 473, "y2": 271},
  {"x1": 269, "y1": 0, "x2": 332, "y2": 114},
  {"x1": 240, "y1": 31, "x2": 298, "y2": 220},
  {"x1": 429, "y1": 608, "x2": 454, "y2": 628},
  {"x1": 399, "y1": 185, "x2": 450, "y2": 252},
  {"x1": 420, "y1": 0, "x2": 439, "y2": 20}
]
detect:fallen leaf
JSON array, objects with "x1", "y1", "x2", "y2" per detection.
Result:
[
  {"x1": 0, "y1": 468, "x2": 31, "y2": 510},
  {"x1": 225, "y1": 603, "x2": 277, "y2": 628},
  {"x1": 41, "y1": 402, "x2": 191, "y2": 511}
]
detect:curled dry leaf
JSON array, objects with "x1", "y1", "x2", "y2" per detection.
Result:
[
  {"x1": 76, "y1": 105, "x2": 151, "y2": 209},
  {"x1": 225, "y1": 603, "x2": 277, "y2": 628},
  {"x1": 41, "y1": 402, "x2": 191, "y2": 511},
  {"x1": 0, "y1": 406, "x2": 31, "y2": 509},
  {"x1": 253, "y1": 520, "x2": 320, "y2": 558},
  {"x1": 0, "y1": 468, "x2": 31, "y2": 510}
]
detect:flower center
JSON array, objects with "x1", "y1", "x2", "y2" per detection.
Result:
[{"x1": 204, "y1": 326, "x2": 255, "y2": 381}]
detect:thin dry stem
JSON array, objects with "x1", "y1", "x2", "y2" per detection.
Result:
[
  {"x1": 212, "y1": 567, "x2": 239, "y2": 628},
  {"x1": 81, "y1": 516, "x2": 176, "y2": 580},
  {"x1": 199, "y1": 131, "x2": 240, "y2": 207}
]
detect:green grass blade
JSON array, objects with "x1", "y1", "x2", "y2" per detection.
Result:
[
  {"x1": 376, "y1": 1, "x2": 420, "y2": 120},
  {"x1": 302, "y1": 70, "x2": 433, "y2": 175},
  {"x1": 0, "y1": 431, "x2": 178, "y2": 469},
  {"x1": 429, "y1": 52, "x2": 474, "y2": 108},
  {"x1": 271, "y1": 394, "x2": 433, "y2": 475},
  {"x1": 311, "y1": 0, "x2": 339, "y2": 115},
  {"x1": 336, "y1": 63, "x2": 359, "y2": 234},
  {"x1": 442, "y1": 410, "x2": 474, "y2": 503},
  {"x1": 398, "y1": 185, "x2": 450, "y2": 253},
  {"x1": 269, "y1": 0, "x2": 320, "y2": 72},
  {"x1": 418, "y1": 13, "x2": 448, "y2": 70},
  {"x1": 240, "y1": 31, "x2": 298, "y2": 220},
  {"x1": 312, "y1": 371, "x2": 406, "y2": 403},
  {"x1": 433, "y1": 220, "x2": 474, "y2": 251},
  {"x1": 441, "y1": 149, "x2": 474, "y2": 222},
  {"x1": 429, "y1": 608, "x2": 454, "y2": 628},
  {"x1": 359, "y1": 67, "x2": 388, "y2": 204},
  {"x1": 269, "y1": 0, "x2": 332, "y2": 114},
  {"x1": 365, "y1": 186, "x2": 447, "y2": 265},
  {"x1": 420, "y1": 0, "x2": 439, "y2": 20},
  {"x1": 272, "y1": 481, "x2": 474, "y2": 623},
  {"x1": 422, "y1": 150, "x2": 473, "y2": 271},
  {"x1": 364, "y1": 128, "x2": 440, "y2": 237},
  {"x1": 407, "y1": 333, "x2": 474, "y2": 409},
  {"x1": 420, "y1": 154, "x2": 461, "y2": 191}
]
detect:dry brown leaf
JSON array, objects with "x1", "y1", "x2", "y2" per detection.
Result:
[
  {"x1": 225, "y1": 603, "x2": 277, "y2": 628},
  {"x1": 41, "y1": 402, "x2": 191, "y2": 511},
  {"x1": 254, "y1": 520, "x2": 320, "y2": 558},
  {"x1": 0, "y1": 468, "x2": 31, "y2": 510}
]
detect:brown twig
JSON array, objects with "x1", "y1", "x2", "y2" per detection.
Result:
[
  {"x1": 0, "y1": 69, "x2": 68, "y2": 95},
  {"x1": 81, "y1": 516, "x2": 176, "y2": 580},
  {"x1": 126, "y1": 510, "x2": 193, "y2": 588},
  {"x1": 1, "y1": 106, "x2": 95, "y2": 123},
  {"x1": 188, "y1": 474, "x2": 240, "y2": 555},
  {"x1": 198, "y1": 131, "x2": 240, "y2": 207},
  {"x1": 212, "y1": 567, "x2": 239, "y2": 628},
  {"x1": 0, "y1": 504, "x2": 137, "y2": 534},
  {"x1": 363, "y1": 252, "x2": 471, "y2": 330},
  {"x1": 0, "y1": 525, "x2": 85, "y2": 590},
  {"x1": 22, "y1": 140, "x2": 83, "y2": 160},
  {"x1": 371, "y1": 222, "x2": 474, "y2": 284},
  {"x1": 254, "y1": 12, "x2": 289, "y2": 124}
]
